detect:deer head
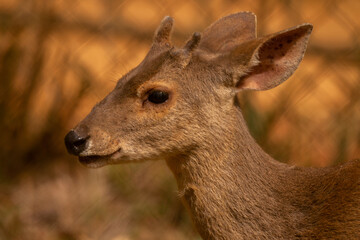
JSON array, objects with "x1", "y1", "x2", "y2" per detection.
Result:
[{"x1": 64, "y1": 12, "x2": 312, "y2": 168}]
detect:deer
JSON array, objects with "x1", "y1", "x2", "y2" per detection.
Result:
[{"x1": 64, "y1": 12, "x2": 360, "y2": 239}]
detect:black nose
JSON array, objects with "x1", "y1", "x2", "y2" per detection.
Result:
[{"x1": 64, "y1": 130, "x2": 88, "y2": 155}]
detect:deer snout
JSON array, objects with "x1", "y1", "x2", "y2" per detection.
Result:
[{"x1": 64, "y1": 130, "x2": 89, "y2": 156}]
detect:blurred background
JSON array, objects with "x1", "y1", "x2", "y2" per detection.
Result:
[{"x1": 0, "y1": 0, "x2": 359, "y2": 239}]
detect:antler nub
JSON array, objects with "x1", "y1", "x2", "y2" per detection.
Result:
[
  {"x1": 184, "y1": 32, "x2": 201, "y2": 52},
  {"x1": 154, "y1": 16, "x2": 174, "y2": 45}
]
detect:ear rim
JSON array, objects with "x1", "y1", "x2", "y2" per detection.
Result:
[
  {"x1": 198, "y1": 12, "x2": 257, "y2": 53},
  {"x1": 236, "y1": 23, "x2": 313, "y2": 91}
]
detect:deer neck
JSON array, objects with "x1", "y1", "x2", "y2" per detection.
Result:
[{"x1": 166, "y1": 107, "x2": 298, "y2": 239}]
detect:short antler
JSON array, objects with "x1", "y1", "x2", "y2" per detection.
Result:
[
  {"x1": 153, "y1": 16, "x2": 174, "y2": 46},
  {"x1": 184, "y1": 32, "x2": 201, "y2": 52}
]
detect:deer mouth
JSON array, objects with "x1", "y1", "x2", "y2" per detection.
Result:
[
  {"x1": 79, "y1": 155, "x2": 103, "y2": 164},
  {"x1": 78, "y1": 148, "x2": 122, "y2": 168}
]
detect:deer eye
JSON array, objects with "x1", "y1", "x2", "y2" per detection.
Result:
[{"x1": 147, "y1": 90, "x2": 169, "y2": 104}]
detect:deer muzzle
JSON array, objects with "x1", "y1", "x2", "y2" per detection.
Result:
[{"x1": 64, "y1": 130, "x2": 89, "y2": 156}]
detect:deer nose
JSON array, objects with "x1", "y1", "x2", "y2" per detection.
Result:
[{"x1": 64, "y1": 130, "x2": 88, "y2": 155}]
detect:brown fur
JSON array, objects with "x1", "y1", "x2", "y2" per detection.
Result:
[{"x1": 65, "y1": 12, "x2": 360, "y2": 239}]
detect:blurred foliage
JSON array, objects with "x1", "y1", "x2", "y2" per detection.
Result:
[
  {"x1": 0, "y1": 1, "x2": 92, "y2": 180},
  {"x1": 0, "y1": 0, "x2": 359, "y2": 239}
]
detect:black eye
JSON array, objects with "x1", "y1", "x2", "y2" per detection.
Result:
[{"x1": 147, "y1": 90, "x2": 169, "y2": 104}]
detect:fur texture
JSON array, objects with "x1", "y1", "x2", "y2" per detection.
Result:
[{"x1": 65, "y1": 12, "x2": 360, "y2": 239}]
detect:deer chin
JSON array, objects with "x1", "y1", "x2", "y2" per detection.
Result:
[{"x1": 79, "y1": 148, "x2": 122, "y2": 168}]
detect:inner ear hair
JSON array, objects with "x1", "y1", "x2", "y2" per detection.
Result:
[{"x1": 236, "y1": 24, "x2": 313, "y2": 91}]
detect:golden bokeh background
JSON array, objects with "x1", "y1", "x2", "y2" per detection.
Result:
[{"x1": 0, "y1": 0, "x2": 359, "y2": 239}]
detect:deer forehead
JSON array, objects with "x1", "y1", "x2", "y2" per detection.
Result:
[{"x1": 112, "y1": 51, "x2": 224, "y2": 102}]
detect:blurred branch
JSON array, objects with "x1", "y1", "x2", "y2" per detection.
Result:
[
  {"x1": 0, "y1": 8, "x2": 188, "y2": 42},
  {"x1": 308, "y1": 45, "x2": 360, "y2": 63},
  {"x1": 1, "y1": 8, "x2": 359, "y2": 63}
]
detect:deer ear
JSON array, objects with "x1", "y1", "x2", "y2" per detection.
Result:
[
  {"x1": 234, "y1": 24, "x2": 313, "y2": 91},
  {"x1": 198, "y1": 12, "x2": 256, "y2": 53}
]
